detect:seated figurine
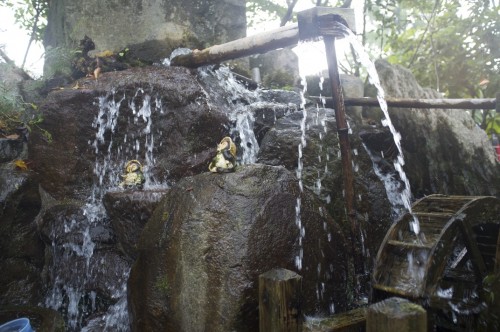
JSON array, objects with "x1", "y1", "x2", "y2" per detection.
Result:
[
  {"x1": 208, "y1": 137, "x2": 237, "y2": 173},
  {"x1": 119, "y1": 160, "x2": 145, "y2": 189}
]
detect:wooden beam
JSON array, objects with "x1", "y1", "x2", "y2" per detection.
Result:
[{"x1": 310, "y1": 96, "x2": 497, "y2": 110}]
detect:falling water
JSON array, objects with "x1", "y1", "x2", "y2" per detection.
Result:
[
  {"x1": 44, "y1": 88, "x2": 163, "y2": 331},
  {"x1": 196, "y1": 65, "x2": 261, "y2": 164},
  {"x1": 339, "y1": 24, "x2": 420, "y2": 235}
]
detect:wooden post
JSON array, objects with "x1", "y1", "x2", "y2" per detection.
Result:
[
  {"x1": 259, "y1": 268, "x2": 302, "y2": 332},
  {"x1": 320, "y1": 16, "x2": 364, "y2": 287},
  {"x1": 366, "y1": 297, "x2": 427, "y2": 332}
]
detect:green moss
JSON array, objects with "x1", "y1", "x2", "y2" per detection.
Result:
[{"x1": 155, "y1": 275, "x2": 170, "y2": 295}]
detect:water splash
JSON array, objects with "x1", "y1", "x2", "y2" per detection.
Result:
[{"x1": 231, "y1": 109, "x2": 259, "y2": 164}]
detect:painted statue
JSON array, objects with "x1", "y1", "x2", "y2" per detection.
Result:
[
  {"x1": 208, "y1": 137, "x2": 237, "y2": 173},
  {"x1": 119, "y1": 160, "x2": 145, "y2": 188}
]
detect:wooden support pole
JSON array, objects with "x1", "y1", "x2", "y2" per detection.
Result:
[
  {"x1": 310, "y1": 96, "x2": 497, "y2": 110},
  {"x1": 366, "y1": 297, "x2": 427, "y2": 332},
  {"x1": 259, "y1": 268, "x2": 302, "y2": 332},
  {"x1": 322, "y1": 23, "x2": 364, "y2": 283}
]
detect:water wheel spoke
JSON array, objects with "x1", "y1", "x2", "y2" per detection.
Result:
[{"x1": 458, "y1": 218, "x2": 487, "y2": 278}]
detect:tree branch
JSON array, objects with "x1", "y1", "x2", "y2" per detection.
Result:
[
  {"x1": 280, "y1": 0, "x2": 299, "y2": 26},
  {"x1": 0, "y1": 47, "x2": 33, "y2": 80}
]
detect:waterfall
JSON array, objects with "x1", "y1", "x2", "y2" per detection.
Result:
[
  {"x1": 197, "y1": 65, "x2": 261, "y2": 164},
  {"x1": 44, "y1": 88, "x2": 163, "y2": 331}
]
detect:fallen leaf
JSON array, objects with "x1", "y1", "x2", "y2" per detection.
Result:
[{"x1": 13, "y1": 159, "x2": 30, "y2": 171}]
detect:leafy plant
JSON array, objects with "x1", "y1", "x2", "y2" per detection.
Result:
[{"x1": 0, "y1": 82, "x2": 51, "y2": 142}]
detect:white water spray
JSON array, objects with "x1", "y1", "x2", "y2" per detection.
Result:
[{"x1": 340, "y1": 24, "x2": 420, "y2": 235}]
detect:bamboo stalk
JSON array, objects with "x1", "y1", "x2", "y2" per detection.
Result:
[
  {"x1": 310, "y1": 96, "x2": 497, "y2": 110},
  {"x1": 170, "y1": 24, "x2": 300, "y2": 67}
]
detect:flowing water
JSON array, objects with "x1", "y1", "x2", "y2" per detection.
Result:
[
  {"x1": 44, "y1": 89, "x2": 165, "y2": 331},
  {"x1": 339, "y1": 24, "x2": 420, "y2": 235},
  {"x1": 196, "y1": 65, "x2": 261, "y2": 164}
]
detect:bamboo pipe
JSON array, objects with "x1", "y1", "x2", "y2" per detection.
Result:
[
  {"x1": 310, "y1": 96, "x2": 497, "y2": 110},
  {"x1": 170, "y1": 24, "x2": 300, "y2": 67},
  {"x1": 170, "y1": 7, "x2": 355, "y2": 68}
]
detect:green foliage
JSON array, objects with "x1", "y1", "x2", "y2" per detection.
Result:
[
  {"x1": 2, "y1": 0, "x2": 48, "y2": 42},
  {"x1": 368, "y1": 0, "x2": 499, "y2": 100},
  {"x1": 263, "y1": 69, "x2": 296, "y2": 89},
  {"x1": 0, "y1": 81, "x2": 51, "y2": 142}
]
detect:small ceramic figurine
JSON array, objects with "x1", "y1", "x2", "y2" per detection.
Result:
[
  {"x1": 119, "y1": 160, "x2": 145, "y2": 189},
  {"x1": 208, "y1": 137, "x2": 237, "y2": 173}
]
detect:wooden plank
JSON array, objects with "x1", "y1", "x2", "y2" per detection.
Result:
[
  {"x1": 387, "y1": 240, "x2": 434, "y2": 250},
  {"x1": 259, "y1": 268, "x2": 303, "y2": 332},
  {"x1": 366, "y1": 297, "x2": 427, "y2": 332}
]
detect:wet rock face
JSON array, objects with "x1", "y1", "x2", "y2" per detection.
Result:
[
  {"x1": 128, "y1": 164, "x2": 348, "y2": 332},
  {"x1": 0, "y1": 177, "x2": 43, "y2": 306},
  {"x1": 257, "y1": 107, "x2": 395, "y2": 274},
  {"x1": 44, "y1": 0, "x2": 246, "y2": 63},
  {"x1": 29, "y1": 66, "x2": 229, "y2": 201},
  {"x1": 37, "y1": 202, "x2": 130, "y2": 328},
  {"x1": 367, "y1": 59, "x2": 500, "y2": 197},
  {"x1": 103, "y1": 190, "x2": 167, "y2": 259}
]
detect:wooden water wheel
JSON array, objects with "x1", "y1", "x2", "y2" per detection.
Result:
[{"x1": 372, "y1": 195, "x2": 500, "y2": 331}]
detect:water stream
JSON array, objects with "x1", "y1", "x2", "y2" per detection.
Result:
[
  {"x1": 340, "y1": 24, "x2": 420, "y2": 235},
  {"x1": 44, "y1": 89, "x2": 164, "y2": 331}
]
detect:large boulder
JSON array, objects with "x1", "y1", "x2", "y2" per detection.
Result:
[
  {"x1": 129, "y1": 164, "x2": 349, "y2": 332},
  {"x1": 43, "y1": 0, "x2": 246, "y2": 64},
  {"x1": 365, "y1": 60, "x2": 500, "y2": 197},
  {"x1": 29, "y1": 66, "x2": 229, "y2": 201}
]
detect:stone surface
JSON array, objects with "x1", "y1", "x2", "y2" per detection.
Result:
[
  {"x1": 129, "y1": 164, "x2": 348, "y2": 332},
  {"x1": 0, "y1": 176, "x2": 43, "y2": 306},
  {"x1": 0, "y1": 139, "x2": 24, "y2": 163},
  {"x1": 28, "y1": 66, "x2": 229, "y2": 201},
  {"x1": 250, "y1": 48, "x2": 300, "y2": 89},
  {"x1": 365, "y1": 59, "x2": 500, "y2": 197},
  {"x1": 44, "y1": 0, "x2": 246, "y2": 64},
  {"x1": 103, "y1": 189, "x2": 167, "y2": 259}
]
